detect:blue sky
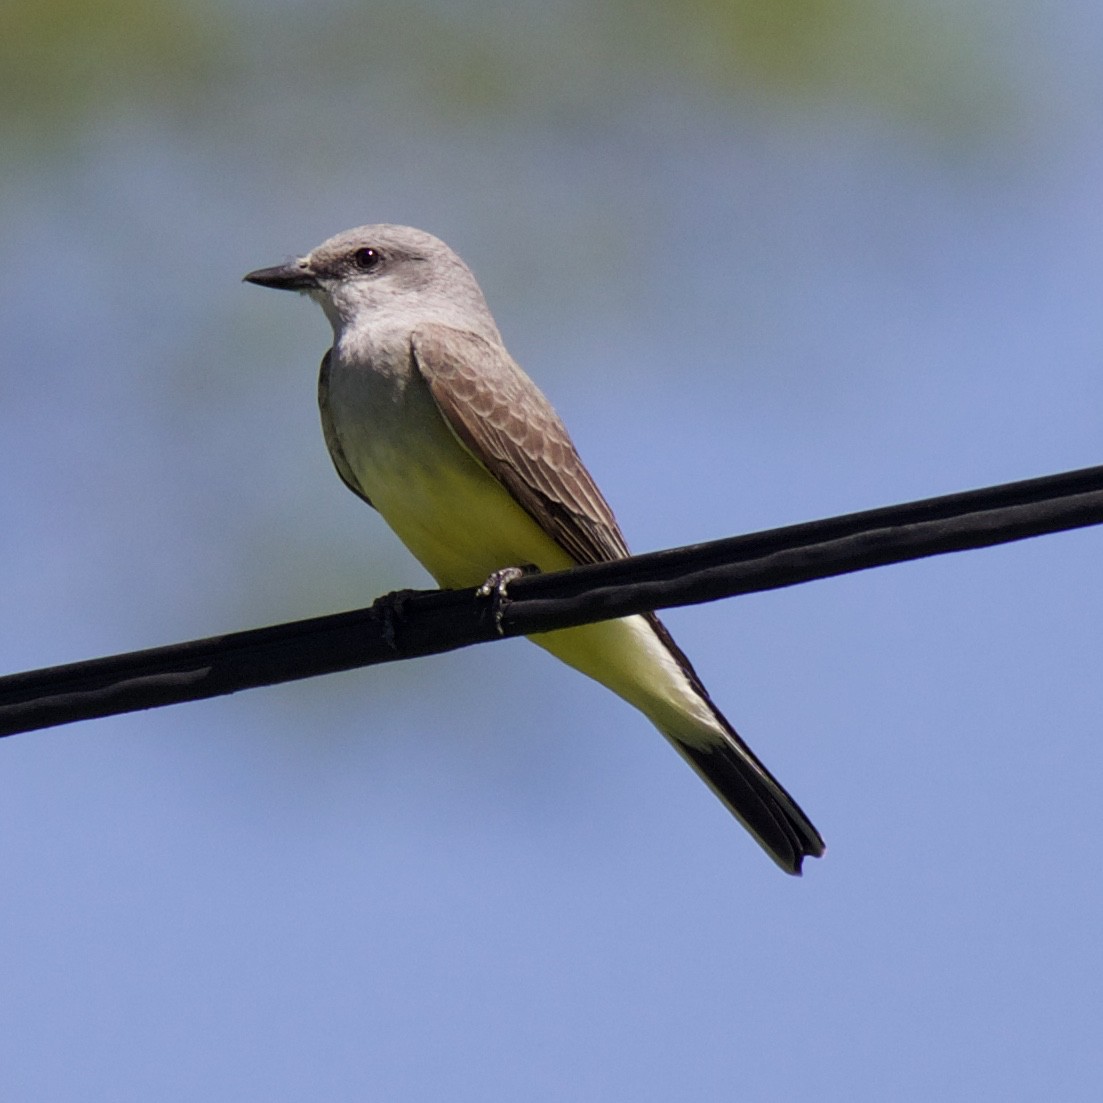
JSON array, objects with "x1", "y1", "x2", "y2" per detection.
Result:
[{"x1": 2, "y1": 2, "x2": 1102, "y2": 1099}]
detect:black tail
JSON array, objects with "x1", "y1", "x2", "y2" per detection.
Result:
[
  {"x1": 647, "y1": 615, "x2": 825, "y2": 874},
  {"x1": 671, "y1": 732, "x2": 825, "y2": 874}
]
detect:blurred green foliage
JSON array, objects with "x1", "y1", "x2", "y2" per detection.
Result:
[
  {"x1": 627, "y1": 0, "x2": 999, "y2": 126},
  {"x1": 1, "y1": 0, "x2": 1004, "y2": 143},
  {"x1": 0, "y1": 0, "x2": 224, "y2": 133}
]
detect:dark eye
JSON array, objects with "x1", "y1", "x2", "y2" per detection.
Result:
[{"x1": 352, "y1": 247, "x2": 381, "y2": 271}]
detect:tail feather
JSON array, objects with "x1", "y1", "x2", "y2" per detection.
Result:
[
  {"x1": 667, "y1": 732, "x2": 824, "y2": 874},
  {"x1": 647, "y1": 615, "x2": 825, "y2": 875}
]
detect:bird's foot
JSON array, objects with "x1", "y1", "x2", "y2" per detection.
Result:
[
  {"x1": 371, "y1": 588, "x2": 424, "y2": 653},
  {"x1": 476, "y1": 564, "x2": 538, "y2": 636}
]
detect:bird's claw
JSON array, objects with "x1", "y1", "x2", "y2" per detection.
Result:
[
  {"x1": 477, "y1": 565, "x2": 536, "y2": 636},
  {"x1": 371, "y1": 588, "x2": 422, "y2": 653}
]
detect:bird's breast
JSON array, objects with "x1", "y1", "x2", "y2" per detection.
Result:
[{"x1": 322, "y1": 347, "x2": 573, "y2": 588}]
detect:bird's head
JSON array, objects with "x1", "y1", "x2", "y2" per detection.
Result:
[{"x1": 244, "y1": 224, "x2": 495, "y2": 339}]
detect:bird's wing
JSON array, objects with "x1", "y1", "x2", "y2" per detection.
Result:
[
  {"x1": 318, "y1": 348, "x2": 375, "y2": 509},
  {"x1": 411, "y1": 323, "x2": 629, "y2": 565}
]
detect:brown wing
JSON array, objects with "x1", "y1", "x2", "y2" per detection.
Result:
[
  {"x1": 411, "y1": 323, "x2": 629, "y2": 565},
  {"x1": 318, "y1": 349, "x2": 375, "y2": 509}
]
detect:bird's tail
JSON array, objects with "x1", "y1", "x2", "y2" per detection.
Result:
[
  {"x1": 645, "y1": 615, "x2": 824, "y2": 874},
  {"x1": 662, "y1": 729, "x2": 824, "y2": 874},
  {"x1": 532, "y1": 613, "x2": 824, "y2": 874}
]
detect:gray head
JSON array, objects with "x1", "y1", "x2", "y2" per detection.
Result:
[{"x1": 244, "y1": 224, "x2": 499, "y2": 340}]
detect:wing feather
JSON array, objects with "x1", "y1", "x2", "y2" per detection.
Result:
[{"x1": 410, "y1": 324, "x2": 629, "y2": 565}]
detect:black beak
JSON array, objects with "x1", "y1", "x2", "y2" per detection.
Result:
[{"x1": 243, "y1": 259, "x2": 319, "y2": 291}]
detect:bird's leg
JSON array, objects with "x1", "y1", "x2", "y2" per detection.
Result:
[
  {"x1": 476, "y1": 564, "x2": 539, "y2": 636},
  {"x1": 371, "y1": 588, "x2": 425, "y2": 653}
]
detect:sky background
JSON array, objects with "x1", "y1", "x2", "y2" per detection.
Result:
[{"x1": 2, "y1": 1, "x2": 1102, "y2": 1099}]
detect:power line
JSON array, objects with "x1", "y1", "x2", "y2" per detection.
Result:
[{"x1": 1, "y1": 463, "x2": 1101, "y2": 739}]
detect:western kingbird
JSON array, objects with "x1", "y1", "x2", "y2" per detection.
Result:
[{"x1": 245, "y1": 225, "x2": 823, "y2": 873}]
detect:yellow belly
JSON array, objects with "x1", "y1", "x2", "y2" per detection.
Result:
[
  {"x1": 365, "y1": 440, "x2": 713, "y2": 734},
  {"x1": 365, "y1": 426, "x2": 574, "y2": 589}
]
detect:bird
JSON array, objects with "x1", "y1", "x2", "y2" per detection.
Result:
[{"x1": 244, "y1": 224, "x2": 824, "y2": 873}]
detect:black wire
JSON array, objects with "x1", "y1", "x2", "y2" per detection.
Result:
[{"x1": 2, "y1": 463, "x2": 1101, "y2": 738}]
